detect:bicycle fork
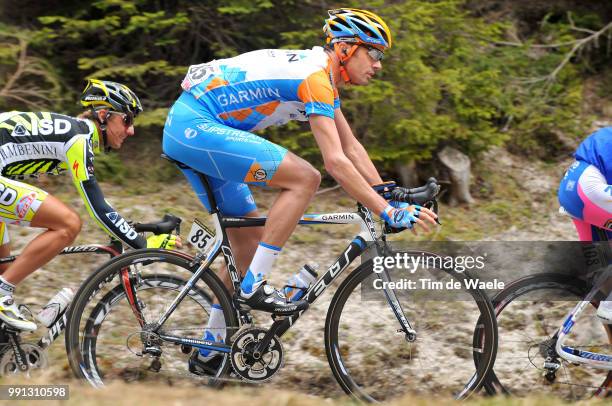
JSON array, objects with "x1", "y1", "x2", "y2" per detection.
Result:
[
  {"x1": 555, "y1": 289, "x2": 612, "y2": 370},
  {"x1": 378, "y1": 269, "x2": 417, "y2": 341}
]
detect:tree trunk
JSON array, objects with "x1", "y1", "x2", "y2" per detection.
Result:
[
  {"x1": 438, "y1": 146, "x2": 475, "y2": 206},
  {"x1": 395, "y1": 161, "x2": 419, "y2": 187}
]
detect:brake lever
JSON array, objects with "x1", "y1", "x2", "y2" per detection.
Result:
[{"x1": 423, "y1": 200, "x2": 441, "y2": 225}]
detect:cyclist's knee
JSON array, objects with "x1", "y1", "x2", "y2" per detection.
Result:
[
  {"x1": 58, "y1": 211, "x2": 82, "y2": 244},
  {"x1": 293, "y1": 161, "x2": 320, "y2": 194},
  {"x1": 305, "y1": 166, "x2": 321, "y2": 192},
  {"x1": 272, "y1": 154, "x2": 320, "y2": 192}
]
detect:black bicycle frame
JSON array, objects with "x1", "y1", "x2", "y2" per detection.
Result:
[
  {"x1": 149, "y1": 170, "x2": 417, "y2": 354},
  {"x1": 152, "y1": 212, "x2": 373, "y2": 353}
]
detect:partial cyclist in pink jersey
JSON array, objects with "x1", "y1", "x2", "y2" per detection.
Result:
[
  {"x1": 559, "y1": 127, "x2": 612, "y2": 241},
  {"x1": 558, "y1": 127, "x2": 612, "y2": 321}
]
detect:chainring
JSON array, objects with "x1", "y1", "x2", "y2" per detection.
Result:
[
  {"x1": 230, "y1": 327, "x2": 283, "y2": 383},
  {"x1": 0, "y1": 343, "x2": 48, "y2": 375}
]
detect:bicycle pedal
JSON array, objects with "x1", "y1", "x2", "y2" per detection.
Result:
[{"x1": 188, "y1": 351, "x2": 226, "y2": 376}]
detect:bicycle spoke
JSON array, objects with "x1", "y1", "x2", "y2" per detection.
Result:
[
  {"x1": 326, "y1": 261, "x2": 497, "y2": 401},
  {"x1": 66, "y1": 250, "x2": 238, "y2": 387},
  {"x1": 488, "y1": 275, "x2": 612, "y2": 400}
]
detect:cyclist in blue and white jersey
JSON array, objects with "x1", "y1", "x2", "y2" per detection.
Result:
[{"x1": 163, "y1": 9, "x2": 438, "y2": 366}]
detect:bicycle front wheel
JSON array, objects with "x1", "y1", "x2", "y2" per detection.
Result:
[
  {"x1": 483, "y1": 273, "x2": 612, "y2": 399},
  {"x1": 324, "y1": 255, "x2": 497, "y2": 401},
  {"x1": 65, "y1": 249, "x2": 238, "y2": 387}
]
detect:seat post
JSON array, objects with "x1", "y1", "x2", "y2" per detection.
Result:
[
  {"x1": 196, "y1": 171, "x2": 219, "y2": 215},
  {"x1": 160, "y1": 153, "x2": 220, "y2": 215}
]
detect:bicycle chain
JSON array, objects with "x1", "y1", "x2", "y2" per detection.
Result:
[
  {"x1": 113, "y1": 324, "x2": 256, "y2": 385},
  {"x1": 135, "y1": 322, "x2": 250, "y2": 341}
]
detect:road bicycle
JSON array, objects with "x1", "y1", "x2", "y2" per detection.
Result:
[
  {"x1": 66, "y1": 155, "x2": 498, "y2": 402},
  {"x1": 0, "y1": 214, "x2": 181, "y2": 376},
  {"x1": 477, "y1": 222, "x2": 612, "y2": 400}
]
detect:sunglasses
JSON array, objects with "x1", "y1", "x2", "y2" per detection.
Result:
[
  {"x1": 363, "y1": 45, "x2": 384, "y2": 62},
  {"x1": 108, "y1": 111, "x2": 135, "y2": 127}
]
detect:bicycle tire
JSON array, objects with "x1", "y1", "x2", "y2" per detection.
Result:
[
  {"x1": 79, "y1": 273, "x2": 212, "y2": 385},
  {"x1": 481, "y1": 273, "x2": 612, "y2": 399},
  {"x1": 324, "y1": 255, "x2": 498, "y2": 402},
  {"x1": 65, "y1": 248, "x2": 238, "y2": 387}
]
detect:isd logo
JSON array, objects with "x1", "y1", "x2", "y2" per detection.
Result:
[{"x1": 11, "y1": 125, "x2": 29, "y2": 136}]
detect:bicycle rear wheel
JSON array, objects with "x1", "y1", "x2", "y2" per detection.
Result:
[
  {"x1": 324, "y1": 255, "x2": 497, "y2": 401},
  {"x1": 65, "y1": 249, "x2": 238, "y2": 387},
  {"x1": 482, "y1": 273, "x2": 612, "y2": 399}
]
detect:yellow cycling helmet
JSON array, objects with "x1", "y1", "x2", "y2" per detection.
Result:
[
  {"x1": 80, "y1": 79, "x2": 143, "y2": 116},
  {"x1": 323, "y1": 8, "x2": 392, "y2": 49}
]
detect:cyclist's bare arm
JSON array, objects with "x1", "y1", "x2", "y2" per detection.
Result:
[
  {"x1": 310, "y1": 115, "x2": 437, "y2": 231},
  {"x1": 310, "y1": 114, "x2": 388, "y2": 214},
  {"x1": 333, "y1": 108, "x2": 383, "y2": 185}
]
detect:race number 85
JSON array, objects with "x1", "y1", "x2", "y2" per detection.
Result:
[{"x1": 187, "y1": 219, "x2": 214, "y2": 251}]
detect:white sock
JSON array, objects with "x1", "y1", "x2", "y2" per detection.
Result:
[
  {"x1": 206, "y1": 304, "x2": 226, "y2": 341},
  {"x1": 199, "y1": 304, "x2": 226, "y2": 357},
  {"x1": 240, "y1": 242, "x2": 282, "y2": 295},
  {"x1": 0, "y1": 276, "x2": 15, "y2": 297}
]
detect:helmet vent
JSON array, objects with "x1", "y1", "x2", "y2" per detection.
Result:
[{"x1": 352, "y1": 20, "x2": 373, "y2": 37}]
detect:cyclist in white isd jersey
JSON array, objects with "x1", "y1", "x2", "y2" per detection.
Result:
[
  {"x1": 163, "y1": 8, "x2": 438, "y2": 366},
  {"x1": 0, "y1": 80, "x2": 179, "y2": 331}
]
